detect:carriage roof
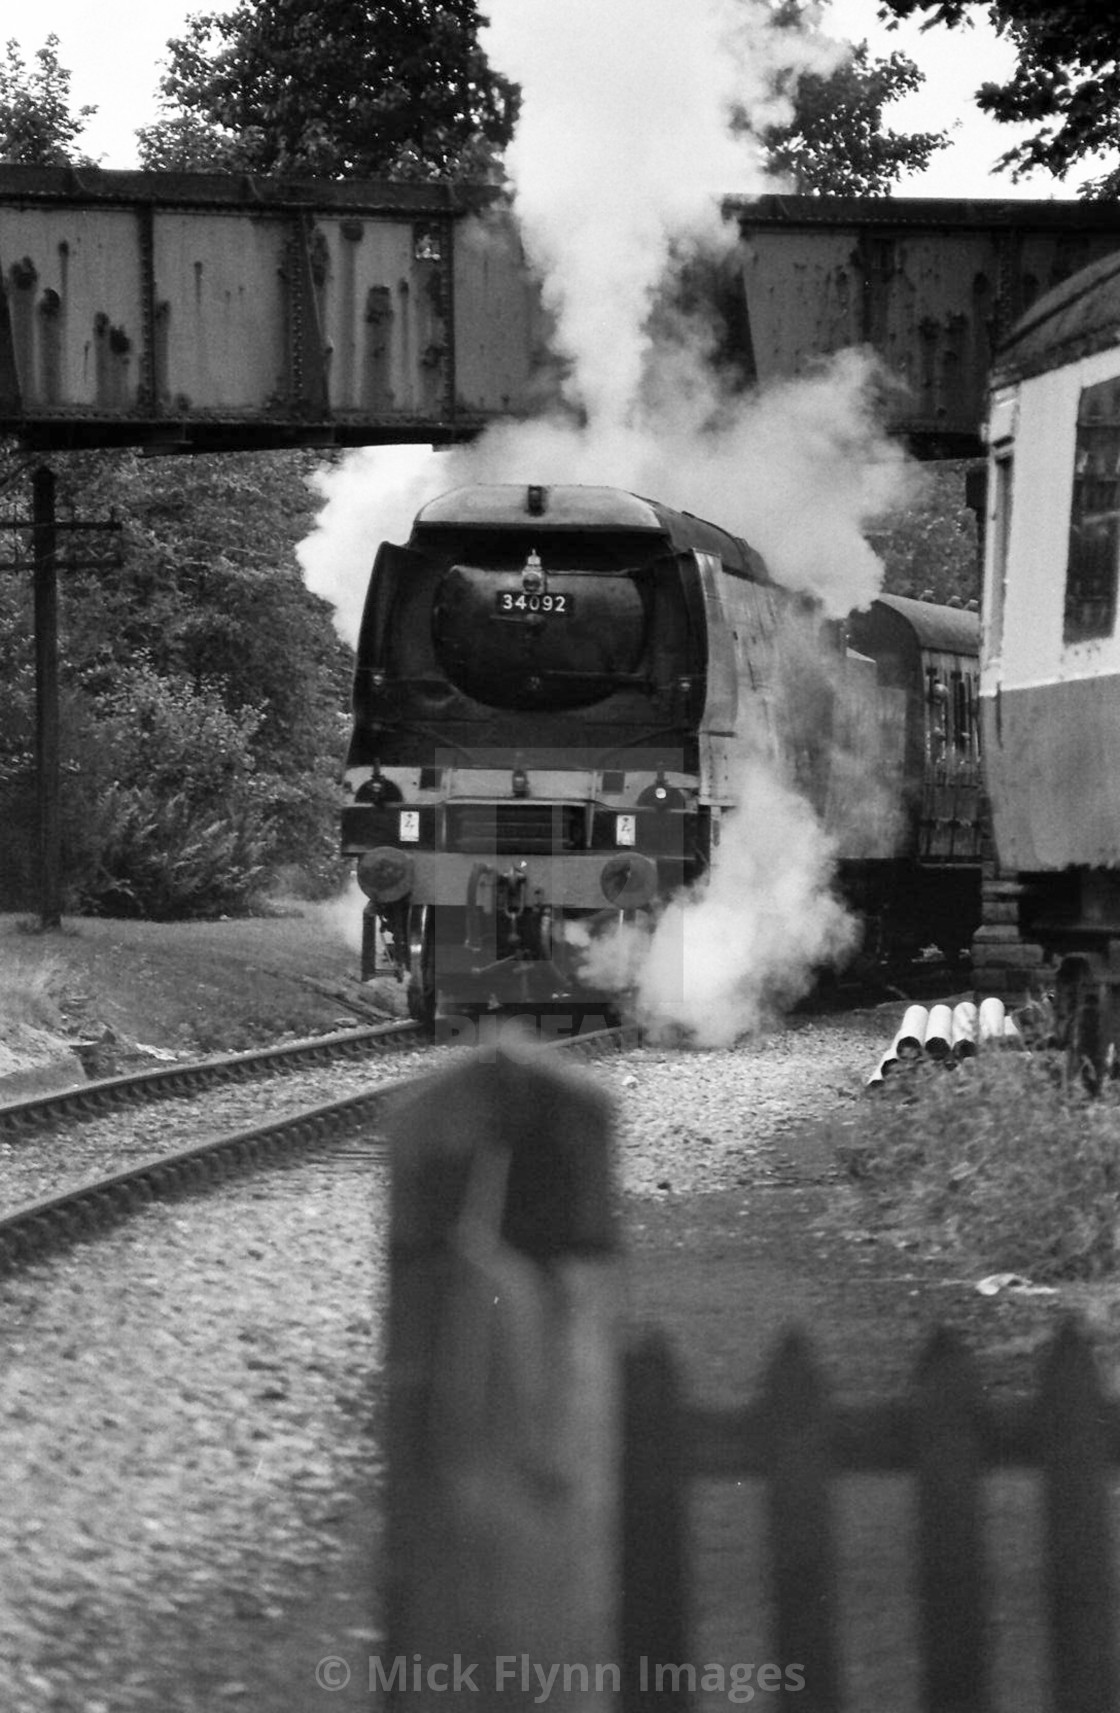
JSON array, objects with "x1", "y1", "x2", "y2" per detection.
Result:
[{"x1": 993, "y1": 250, "x2": 1120, "y2": 386}]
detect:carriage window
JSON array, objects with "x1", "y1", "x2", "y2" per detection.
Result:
[
  {"x1": 987, "y1": 451, "x2": 1012, "y2": 658},
  {"x1": 1065, "y1": 377, "x2": 1120, "y2": 643}
]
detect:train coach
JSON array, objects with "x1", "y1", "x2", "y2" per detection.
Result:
[
  {"x1": 341, "y1": 483, "x2": 982, "y2": 1024},
  {"x1": 977, "y1": 250, "x2": 1120, "y2": 1080}
]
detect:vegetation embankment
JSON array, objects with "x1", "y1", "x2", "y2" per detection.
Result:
[
  {"x1": 0, "y1": 450, "x2": 355, "y2": 919},
  {"x1": 0, "y1": 906, "x2": 380, "y2": 1072},
  {"x1": 839, "y1": 1050, "x2": 1120, "y2": 1282}
]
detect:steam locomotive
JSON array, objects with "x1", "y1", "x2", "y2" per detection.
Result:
[
  {"x1": 977, "y1": 249, "x2": 1120, "y2": 1080},
  {"x1": 342, "y1": 483, "x2": 982, "y2": 1023}
]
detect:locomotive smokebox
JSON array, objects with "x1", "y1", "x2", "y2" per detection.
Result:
[{"x1": 432, "y1": 558, "x2": 646, "y2": 711}]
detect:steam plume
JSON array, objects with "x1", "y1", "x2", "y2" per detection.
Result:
[
  {"x1": 298, "y1": 0, "x2": 912, "y2": 635},
  {"x1": 638, "y1": 757, "x2": 858, "y2": 1044},
  {"x1": 483, "y1": 0, "x2": 836, "y2": 426},
  {"x1": 297, "y1": 0, "x2": 922, "y2": 1042}
]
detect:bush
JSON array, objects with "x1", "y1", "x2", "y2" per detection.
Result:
[
  {"x1": 841, "y1": 1053, "x2": 1120, "y2": 1281},
  {"x1": 60, "y1": 665, "x2": 273, "y2": 918},
  {"x1": 68, "y1": 785, "x2": 271, "y2": 919}
]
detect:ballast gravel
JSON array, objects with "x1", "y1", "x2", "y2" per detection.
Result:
[
  {"x1": 0, "y1": 1012, "x2": 885, "y2": 1712},
  {"x1": 600, "y1": 1016, "x2": 878, "y2": 1196},
  {"x1": 0, "y1": 1152, "x2": 387, "y2": 1713},
  {"x1": 0, "y1": 1043, "x2": 452, "y2": 1214}
]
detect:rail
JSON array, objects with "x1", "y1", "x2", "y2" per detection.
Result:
[
  {"x1": 0, "y1": 1018, "x2": 426, "y2": 1135},
  {"x1": 0, "y1": 1023, "x2": 637, "y2": 1273}
]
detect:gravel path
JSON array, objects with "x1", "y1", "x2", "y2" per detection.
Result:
[{"x1": 0, "y1": 1012, "x2": 889, "y2": 1712}]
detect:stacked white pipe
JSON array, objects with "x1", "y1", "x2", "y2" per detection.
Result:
[{"x1": 867, "y1": 996, "x2": 1024, "y2": 1087}]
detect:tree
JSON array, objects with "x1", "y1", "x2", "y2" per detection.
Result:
[
  {"x1": 146, "y1": 0, "x2": 519, "y2": 182},
  {"x1": 0, "y1": 27, "x2": 361, "y2": 916},
  {"x1": 868, "y1": 460, "x2": 982, "y2": 607},
  {"x1": 0, "y1": 446, "x2": 355, "y2": 915},
  {"x1": 0, "y1": 35, "x2": 95, "y2": 164},
  {"x1": 136, "y1": 111, "x2": 251, "y2": 173},
  {"x1": 762, "y1": 39, "x2": 948, "y2": 195},
  {"x1": 876, "y1": 0, "x2": 1120, "y2": 195}
]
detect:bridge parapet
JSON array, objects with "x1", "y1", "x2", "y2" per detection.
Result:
[
  {"x1": 5, "y1": 169, "x2": 1120, "y2": 455},
  {"x1": 0, "y1": 166, "x2": 544, "y2": 451}
]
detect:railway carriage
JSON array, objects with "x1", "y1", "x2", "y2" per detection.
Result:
[
  {"x1": 342, "y1": 483, "x2": 982, "y2": 1024},
  {"x1": 977, "y1": 251, "x2": 1120, "y2": 1078}
]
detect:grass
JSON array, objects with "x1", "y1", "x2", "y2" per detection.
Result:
[
  {"x1": 0, "y1": 908, "x2": 374, "y2": 1070},
  {"x1": 839, "y1": 1051, "x2": 1120, "y2": 1281}
]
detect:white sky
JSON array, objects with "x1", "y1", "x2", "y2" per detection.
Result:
[{"x1": 11, "y1": 0, "x2": 1101, "y2": 197}]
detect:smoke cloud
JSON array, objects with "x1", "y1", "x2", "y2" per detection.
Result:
[
  {"x1": 482, "y1": 0, "x2": 838, "y2": 426},
  {"x1": 560, "y1": 753, "x2": 859, "y2": 1047},
  {"x1": 300, "y1": 350, "x2": 911, "y2": 641},
  {"x1": 638, "y1": 756, "x2": 858, "y2": 1045},
  {"x1": 298, "y1": 0, "x2": 913, "y2": 638},
  {"x1": 297, "y1": 0, "x2": 922, "y2": 1042}
]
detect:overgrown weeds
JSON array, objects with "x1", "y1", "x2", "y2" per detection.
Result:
[{"x1": 840, "y1": 1053, "x2": 1120, "y2": 1281}]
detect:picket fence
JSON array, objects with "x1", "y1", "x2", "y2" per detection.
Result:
[{"x1": 383, "y1": 1041, "x2": 1119, "y2": 1713}]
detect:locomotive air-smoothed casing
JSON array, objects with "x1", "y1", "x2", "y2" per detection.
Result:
[
  {"x1": 347, "y1": 485, "x2": 714, "y2": 766},
  {"x1": 343, "y1": 481, "x2": 982, "y2": 1009},
  {"x1": 342, "y1": 484, "x2": 791, "y2": 964},
  {"x1": 343, "y1": 484, "x2": 731, "y2": 925},
  {"x1": 981, "y1": 254, "x2": 1120, "y2": 875},
  {"x1": 345, "y1": 482, "x2": 777, "y2": 787}
]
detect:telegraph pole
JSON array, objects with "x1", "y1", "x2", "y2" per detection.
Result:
[
  {"x1": 32, "y1": 466, "x2": 61, "y2": 928},
  {"x1": 1, "y1": 471, "x2": 121, "y2": 930}
]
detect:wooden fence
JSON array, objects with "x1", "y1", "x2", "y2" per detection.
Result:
[{"x1": 383, "y1": 1040, "x2": 1120, "y2": 1712}]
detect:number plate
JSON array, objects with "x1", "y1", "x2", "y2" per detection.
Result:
[{"x1": 494, "y1": 591, "x2": 574, "y2": 617}]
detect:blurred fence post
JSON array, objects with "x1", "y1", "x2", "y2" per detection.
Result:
[
  {"x1": 764, "y1": 1331, "x2": 840, "y2": 1713},
  {"x1": 621, "y1": 1331, "x2": 690, "y2": 1712},
  {"x1": 384, "y1": 1037, "x2": 622, "y2": 1709},
  {"x1": 1041, "y1": 1318, "x2": 1118, "y2": 1713},
  {"x1": 914, "y1": 1327, "x2": 987, "y2": 1713}
]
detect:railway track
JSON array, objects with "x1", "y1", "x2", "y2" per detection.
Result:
[
  {"x1": 0, "y1": 1017, "x2": 428, "y2": 1136},
  {"x1": 0, "y1": 1020, "x2": 641, "y2": 1277}
]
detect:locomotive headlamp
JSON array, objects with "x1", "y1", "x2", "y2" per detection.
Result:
[
  {"x1": 398, "y1": 810, "x2": 420, "y2": 842},
  {"x1": 615, "y1": 813, "x2": 636, "y2": 847},
  {"x1": 637, "y1": 774, "x2": 685, "y2": 815},
  {"x1": 521, "y1": 550, "x2": 546, "y2": 596}
]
